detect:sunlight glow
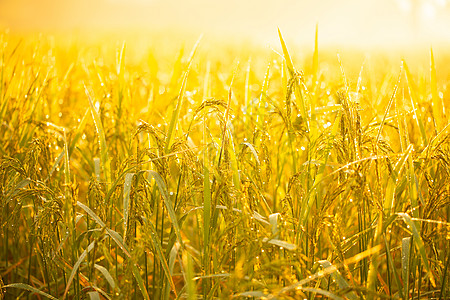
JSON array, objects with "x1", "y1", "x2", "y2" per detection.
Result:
[
  {"x1": 0, "y1": 0, "x2": 449, "y2": 47},
  {"x1": 397, "y1": 0, "x2": 412, "y2": 12},
  {"x1": 421, "y1": 2, "x2": 437, "y2": 19}
]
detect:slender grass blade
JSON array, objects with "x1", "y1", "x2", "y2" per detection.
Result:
[
  {"x1": 318, "y1": 260, "x2": 358, "y2": 300},
  {"x1": 430, "y1": 48, "x2": 443, "y2": 130},
  {"x1": 262, "y1": 238, "x2": 296, "y2": 251},
  {"x1": 142, "y1": 217, "x2": 178, "y2": 298},
  {"x1": 85, "y1": 85, "x2": 111, "y2": 184},
  {"x1": 384, "y1": 144, "x2": 412, "y2": 214},
  {"x1": 165, "y1": 35, "x2": 202, "y2": 152},
  {"x1": 63, "y1": 241, "x2": 96, "y2": 299},
  {"x1": 94, "y1": 264, "x2": 117, "y2": 291},
  {"x1": 123, "y1": 172, "x2": 135, "y2": 243},
  {"x1": 297, "y1": 287, "x2": 344, "y2": 300},
  {"x1": 203, "y1": 165, "x2": 211, "y2": 248},
  {"x1": 76, "y1": 201, "x2": 131, "y2": 257},
  {"x1": 384, "y1": 235, "x2": 404, "y2": 299},
  {"x1": 403, "y1": 60, "x2": 428, "y2": 145},
  {"x1": 164, "y1": 242, "x2": 181, "y2": 300},
  {"x1": 146, "y1": 170, "x2": 183, "y2": 246},
  {"x1": 401, "y1": 237, "x2": 411, "y2": 286},
  {"x1": 132, "y1": 264, "x2": 150, "y2": 300},
  {"x1": 398, "y1": 213, "x2": 436, "y2": 287},
  {"x1": 182, "y1": 250, "x2": 196, "y2": 300},
  {"x1": 3, "y1": 283, "x2": 58, "y2": 300}
]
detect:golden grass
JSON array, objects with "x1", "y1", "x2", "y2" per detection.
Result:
[{"x1": 0, "y1": 30, "x2": 449, "y2": 299}]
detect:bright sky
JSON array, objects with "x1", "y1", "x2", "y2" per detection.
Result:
[{"x1": 0, "y1": 0, "x2": 449, "y2": 47}]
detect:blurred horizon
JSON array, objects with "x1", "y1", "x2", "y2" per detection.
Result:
[{"x1": 1, "y1": 0, "x2": 450, "y2": 48}]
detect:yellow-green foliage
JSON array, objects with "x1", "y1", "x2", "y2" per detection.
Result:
[{"x1": 0, "y1": 31, "x2": 449, "y2": 299}]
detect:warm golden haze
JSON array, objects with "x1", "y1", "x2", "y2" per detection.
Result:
[
  {"x1": 1, "y1": 0, "x2": 450, "y2": 47},
  {"x1": 0, "y1": 0, "x2": 450, "y2": 298},
  {"x1": 0, "y1": 27, "x2": 449, "y2": 298}
]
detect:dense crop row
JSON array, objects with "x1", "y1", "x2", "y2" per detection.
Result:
[{"x1": 0, "y1": 30, "x2": 449, "y2": 299}]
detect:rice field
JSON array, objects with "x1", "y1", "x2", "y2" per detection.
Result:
[{"x1": 0, "y1": 29, "x2": 449, "y2": 299}]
